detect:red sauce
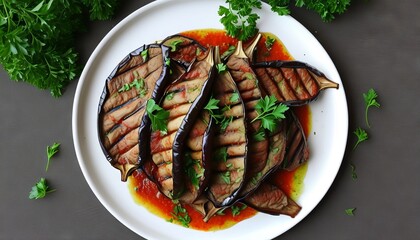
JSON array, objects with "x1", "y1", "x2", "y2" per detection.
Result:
[{"x1": 128, "y1": 29, "x2": 311, "y2": 231}]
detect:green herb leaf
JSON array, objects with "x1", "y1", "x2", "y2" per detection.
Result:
[
  {"x1": 184, "y1": 153, "x2": 204, "y2": 189},
  {"x1": 230, "y1": 91, "x2": 240, "y2": 103},
  {"x1": 265, "y1": 35, "x2": 276, "y2": 51},
  {"x1": 171, "y1": 204, "x2": 191, "y2": 227},
  {"x1": 168, "y1": 39, "x2": 183, "y2": 52},
  {"x1": 363, "y1": 88, "x2": 380, "y2": 128},
  {"x1": 46, "y1": 142, "x2": 60, "y2": 172},
  {"x1": 0, "y1": 1, "x2": 120, "y2": 97},
  {"x1": 141, "y1": 49, "x2": 148, "y2": 62},
  {"x1": 218, "y1": 0, "x2": 262, "y2": 41},
  {"x1": 345, "y1": 207, "x2": 356, "y2": 216},
  {"x1": 252, "y1": 95, "x2": 289, "y2": 132},
  {"x1": 29, "y1": 178, "x2": 55, "y2": 200},
  {"x1": 353, "y1": 127, "x2": 368, "y2": 150},
  {"x1": 146, "y1": 99, "x2": 169, "y2": 135},
  {"x1": 350, "y1": 163, "x2": 357, "y2": 180},
  {"x1": 221, "y1": 45, "x2": 236, "y2": 59},
  {"x1": 216, "y1": 63, "x2": 228, "y2": 73},
  {"x1": 231, "y1": 203, "x2": 247, "y2": 216}
]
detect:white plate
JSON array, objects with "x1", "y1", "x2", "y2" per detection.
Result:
[{"x1": 72, "y1": 0, "x2": 348, "y2": 239}]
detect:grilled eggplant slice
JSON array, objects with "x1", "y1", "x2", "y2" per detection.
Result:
[
  {"x1": 98, "y1": 44, "x2": 170, "y2": 181},
  {"x1": 177, "y1": 112, "x2": 214, "y2": 204},
  {"x1": 244, "y1": 182, "x2": 301, "y2": 217},
  {"x1": 148, "y1": 48, "x2": 216, "y2": 199},
  {"x1": 161, "y1": 34, "x2": 207, "y2": 69},
  {"x1": 253, "y1": 61, "x2": 338, "y2": 106},
  {"x1": 226, "y1": 40, "x2": 270, "y2": 180},
  {"x1": 282, "y1": 111, "x2": 310, "y2": 171},
  {"x1": 206, "y1": 47, "x2": 248, "y2": 207}
]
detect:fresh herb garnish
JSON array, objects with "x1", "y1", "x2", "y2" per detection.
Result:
[
  {"x1": 140, "y1": 49, "x2": 148, "y2": 62},
  {"x1": 146, "y1": 99, "x2": 169, "y2": 135},
  {"x1": 252, "y1": 95, "x2": 289, "y2": 132},
  {"x1": 0, "y1": 1, "x2": 119, "y2": 96},
  {"x1": 168, "y1": 39, "x2": 183, "y2": 52},
  {"x1": 214, "y1": 147, "x2": 228, "y2": 162},
  {"x1": 345, "y1": 207, "x2": 356, "y2": 216},
  {"x1": 204, "y1": 97, "x2": 234, "y2": 131},
  {"x1": 221, "y1": 45, "x2": 236, "y2": 59},
  {"x1": 221, "y1": 171, "x2": 231, "y2": 184},
  {"x1": 230, "y1": 91, "x2": 240, "y2": 103},
  {"x1": 265, "y1": 35, "x2": 276, "y2": 50},
  {"x1": 184, "y1": 153, "x2": 204, "y2": 189},
  {"x1": 353, "y1": 127, "x2": 368, "y2": 150},
  {"x1": 218, "y1": 0, "x2": 350, "y2": 40},
  {"x1": 165, "y1": 92, "x2": 175, "y2": 101},
  {"x1": 231, "y1": 203, "x2": 247, "y2": 216},
  {"x1": 118, "y1": 78, "x2": 146, "y2": 94},
  {"x1": 218, "y1": 0, "x2": 262, "y2": 41},
  {"x1": 29, "y1": 178, "x2": 55, "y2": 200},
  {"x1": 45, "y1": 142, "x2": 60, "y2": 172},
  {"x1": 170, "y1": 204, "x2": 191, "y2": 228},
  {"x1": 216, "y1": 63, "x2": 228, "y2": 73},
  {"x1": 253, "y1": 128, "x2": 266, "y2": 142},
  {"x1": 350, "y1": 163, "x2": 357, "y2": 180},
  {"x1": 363, "y1": 88, "x2": 380, "y2": 128}
]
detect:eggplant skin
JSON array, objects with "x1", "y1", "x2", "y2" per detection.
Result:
[
  {"x1": 253, "y1": 60, "x2": 339, "y2": 106},
  {"x1": 97, "y1": 44, "x2": 169, "y2": 181},
  {"x1": 172, "y1": 48, "x2": 217, "y2": 199}
]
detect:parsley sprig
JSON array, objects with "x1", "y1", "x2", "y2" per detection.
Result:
[
  {"x1": 353, "y1": 127, "x2": 368, "y2": 150},
  {"x1": 204, "y1": 97, "x2": 234, "y2": 132},
  {"x1": 170, "y1": 204, "x2": 191, "y2": 228},
  {"x1": 218, "y1": 0, "x2": 350, "y2": 40},
  {"x1": 29, "y1": 178, "x2": 55, "y2": 200},
  {"x1": 0, "y1": 0, "x2": 120, "y2": 97},
  {"x1": 363, "y1": 88, "x2": 380, "y2": 128},
  {"x1": 252, "y1": 95, "x2": 289, "y2": 132},
  {"x1": 218, "y1": 0, "x2": 262, "y2": 41},
  {"x1": 146, "y1": 99, "x2": 170, "y2": 135},
  {"x1": 46, "y1": 142, "x2": 60, "y2": 172}
]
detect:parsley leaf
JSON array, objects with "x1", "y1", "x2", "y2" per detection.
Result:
[
  {"x1": 363, "y1": 88, "x2": 380, "y2": 128},
  {"x1": 168, "y1": 39, "x2": 183, "y2": 52},
  {"x1": 265, "y1": 35, "x2": 276, "y2": 51},
  {"x1": 353, "y1": 127, "x2": 368, "y2": 150},
  {"x1": 170, "y1": 204, "x2": 191, "y2": 228},
  {"x1": 46, "y1": 142, "x2": 60, "y2": 172},
  {"x1": 218, "y1": 0, "x2": 262, "y2": 41},
  {"x1": 216, "y1": 63, "x2": 228, "y2": 73},
  {"x1": 146, "y1": 99, "x2": 169, "y2": 135},
  {"x1": 29, "y1": 178, "x2": 55, "y2": 200},
  {"x1": 345, "y1": 207, "x2": 356, "y2": 216},
  {"x1": 252, "y1": 95, "x2": 289, "y2": 132},
  {"x1": 231, "y1": 203, "x2": 247, "y2": 216}
]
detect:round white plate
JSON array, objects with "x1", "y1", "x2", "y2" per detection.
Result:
[{"x1": 72, "y1": 0, "x2": 348, "y2": 239}]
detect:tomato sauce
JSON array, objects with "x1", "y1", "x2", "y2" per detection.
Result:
[{"x1": 127, "y1": 29, "x2": 310, "y2": 231}]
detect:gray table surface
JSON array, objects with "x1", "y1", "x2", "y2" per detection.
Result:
[{"x1": 1, "y1": 0, "x2": 419, "y2": 239}]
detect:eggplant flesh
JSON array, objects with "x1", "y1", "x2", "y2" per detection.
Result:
[
  {"x1": 206, "y1": 47, "x2": 248, "y2": 208},
  {"x1": 177, "y1": 112, "x2": 213, "y2": 204},
  {"x1": 226, "y1": 41, "x2": 270, "y2": 183},
  {"x1": 244, "y1": 182, "x2": 301, "y2": 217},
  {"x1": 281, "y1": 111, "x2": 310, "y2": 171},
  {"x1": 253, "y1": 61, "x2": 339, "y2": 106},
  {"x1": 161, "y1": 34, "x2": 207, "y2": 69},
  {"x1": 98, "y1": 44, "x2": 169, "y2": 181},
  {"x1": 148, "y1": 48, "x2": 216, "y2": 199}
]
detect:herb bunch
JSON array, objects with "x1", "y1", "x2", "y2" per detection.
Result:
[
  {"x1": 0, "y1": 0, "x2": 120, "y2": 97},
  {"x1": 219, "y1": 0, "x2": 351, "y2": 40}
]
